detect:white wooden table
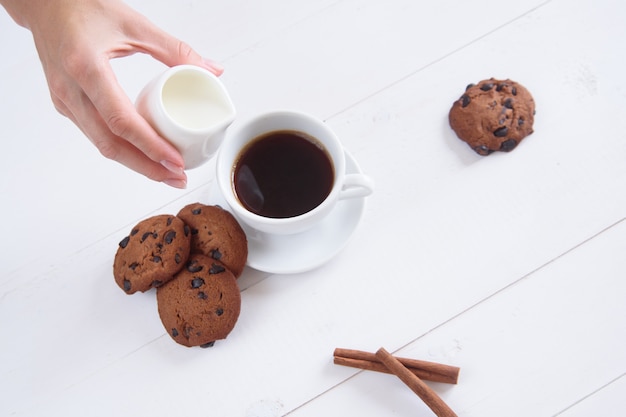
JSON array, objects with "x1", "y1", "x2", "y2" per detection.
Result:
[{"x1": 1, "y1": 0, "x2": 625, "y2": 415}]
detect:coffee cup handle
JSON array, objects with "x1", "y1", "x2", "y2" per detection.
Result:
[{"x1": 339, "y1": 173, "x2": 374, "y2": 200}]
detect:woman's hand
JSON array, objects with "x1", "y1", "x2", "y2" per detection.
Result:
[{"x1": 1, "y1": 0, "x2": 223, "y2": 188}]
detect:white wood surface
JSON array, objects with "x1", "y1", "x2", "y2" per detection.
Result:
[{"x1": 1, "y1": 0, "x2": 625, "y2": 416}]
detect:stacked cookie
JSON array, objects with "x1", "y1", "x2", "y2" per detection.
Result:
[{"x1": 113, "y1": 203, "x2": 248, "y2": 348}]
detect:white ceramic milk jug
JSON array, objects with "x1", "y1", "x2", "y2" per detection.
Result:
[{"x1": 136, "y1": 65, "x2": 236, "y2": 169}]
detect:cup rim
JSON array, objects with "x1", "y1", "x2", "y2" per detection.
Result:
[{"x1": 157, "y1": 65, "x2": 236, "y2": 134}]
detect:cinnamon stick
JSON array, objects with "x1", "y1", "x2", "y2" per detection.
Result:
[
  {"x1": 376, "y1": 347, "x2": 458, "y2": 417},
  {"x1": 333, "y1": 348, "x2": 459, "y2": 384}
]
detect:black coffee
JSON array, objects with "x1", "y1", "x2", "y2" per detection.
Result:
[{"x1": 233, "y1": 130, "x2": 334, "y2": 218}]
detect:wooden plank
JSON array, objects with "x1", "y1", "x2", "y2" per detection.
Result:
[
  {"x1": 287, "y1": 218, "x2": 626, "y2": 416},
  {"x1": 556, "y1": 375, "x2": 626, "y2": 417}
]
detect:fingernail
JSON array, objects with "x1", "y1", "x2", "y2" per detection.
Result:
[
  {"x1": 203, "y1": 58, "x2": 224, "y2": 75},
  {"x1": 162, "y1": 178, "x2": 187, "y2": 189},
  {"x1": 161, "y1": 160, "x2": 185, "y2": 176}
]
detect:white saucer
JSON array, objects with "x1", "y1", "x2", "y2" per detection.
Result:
[{"x1": 208, "y1": 152, "x2": 367, "y2": 274}]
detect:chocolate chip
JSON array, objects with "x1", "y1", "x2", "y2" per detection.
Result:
[
  {"x1": 474, "y1": 145, "x2": 493, "y2": 156},
  {"x1": 187, "y1": 260, "x2": 203, "y2": 273},
  {"x1": 210, "y1": 249, "x2": 222, "y2": 260},
  {"x1": 191, "y1": 228, "x2": 199, "y2": 236},
  {"x1": 123, "y1": 279, "x2": 131, "y2": 292},
  {"x1": 493, "y1": 126, "x2": 509, "y2": 137},
  {"x1": 129, "y1": 262, "x2": 139, "y2": 271},
  {"x1": 209, "y1": 264, "x2": 226, "y2": 274},
  {"x1": 500, "y1": 139, "x2": 518, "y2": 152},
  {"x1": 518, "y1": 117, "x2": 525, "y2": 126},
  {"x1": 496, "y1": 83, "x2": 505, "y2": 92},
  {"x1": 503, "y1": 98, "x2": 514, "y2": 109},
  {"x1": 200, "y1": 341, "x2": 215, "y2": 348},
  {"x1": 130, "y1": 228, "x2": 139, "y2": 236},
  {"x1": 184, "y1": 225, "x2": 190, "y2": 237},
  {"x1": 461, "y1": 94, "x2": 471, "y2": 108},
  {"x1": 119, "y1": 236, "x2": 130, "y2": 249},
  {"x1": 166, "y1": 217, "x2": 173, "y2": 226},
  {"x1": 215, "y1": 308, "x2": 224, "y2": 317},
  {"x1": 192, "y1": 208, "x2": 202, "y2": 215},
  {"x1": 171, "y1": 328, "x2": 179, "y2": 337},
  {"x1": 512, "y1": 86, "x2": 517, "y2": 96},
  {"x1": 164, "y1": 230, "x2": 177, "y2": 244},
  {"x1": 465, "y1": 83, "x2": 475, "y2": 91},
  {"x1": 140, "y1": 231, "x2": 158, "y2": 242},
  {"x1": 198, "y1": 292, "x2": 208, "y2": 300},
  {"x1": 175, "y1": 253, "x2": 182, "y2": 264},
  {"x1": 152, "y1": 256, "x2": 162, "y2": 263},
  {"x1": 191, "y1": 277, "x2": 205, "y2": 289},
  {"x1": 480, "y1": 82, "x2": 494, "y2": 91}
]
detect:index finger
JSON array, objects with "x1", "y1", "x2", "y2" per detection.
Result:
[{"x1": 120, "y1": 12, "x2": 219, "y2": 73}]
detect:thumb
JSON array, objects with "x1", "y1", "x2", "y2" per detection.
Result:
[{"x1": 129, "y1": 17, "x2": 224, "y2": 75}]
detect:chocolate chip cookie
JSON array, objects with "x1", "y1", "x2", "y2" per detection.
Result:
[
  {"x1": 177, "y1": 203, "x2": 248, "y2": 278},
  {"x1": 157, "y1": 254, "x2": 241, "y2": 347},
  {"x1": 449, "y1": 78, "x2": 536, "y2": 155},
  {"x1": 113, "y1": 214, "x2": 191, "y2": 294}
]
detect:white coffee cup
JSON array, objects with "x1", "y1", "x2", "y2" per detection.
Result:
[
  {"x1": 216, "y1": 110, "x2": 374, "y2": 235},
  {"x1": 136, "y1": 65, "x2": 236, "y2": 169}
]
